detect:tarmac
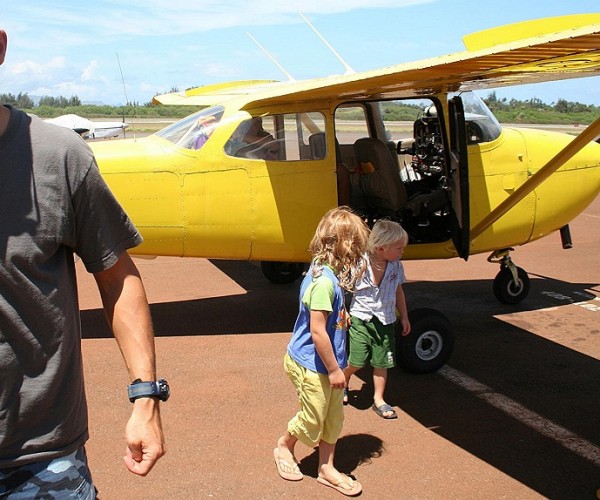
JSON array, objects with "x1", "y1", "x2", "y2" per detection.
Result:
[{"x1": 77, "y1": 195, "x2": 600, "y2": 499}]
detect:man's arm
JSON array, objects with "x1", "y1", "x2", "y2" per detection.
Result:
[{"x1": 93, "y1": 251, "x2": 165, "y2": 476}]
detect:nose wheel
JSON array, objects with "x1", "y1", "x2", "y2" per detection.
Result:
[{"x1": 488, "y1": 249, "x2": 530, "y2": 304}]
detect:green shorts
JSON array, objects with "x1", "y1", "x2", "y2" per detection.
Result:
[{"x1": 348, "y1": 316, "x2": 396, "y2": 369}]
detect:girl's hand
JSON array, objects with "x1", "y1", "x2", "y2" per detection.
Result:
[{"x1": 328, "y1": 367, "x2": 346, "y2": 389}]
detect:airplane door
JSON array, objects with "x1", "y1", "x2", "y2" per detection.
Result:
[{"x1": 448, "y1": 96, "x2": 470, "y2": 260}]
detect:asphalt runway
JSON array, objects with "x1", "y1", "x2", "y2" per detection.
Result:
[{"x1": 78, "y1": 195, "x2": 600, "y2": 499}]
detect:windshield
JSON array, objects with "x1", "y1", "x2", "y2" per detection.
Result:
[
  {"x1": 155, "y1": 106, "x2": 225, "y2": 149},
  {"x1": 454, "y1": 91, "x2": 502, "y2": 143}
]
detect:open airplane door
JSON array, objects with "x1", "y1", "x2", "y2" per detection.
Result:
[{"x1": 448, "y1": 96, "x2": 470, "y2": 260}]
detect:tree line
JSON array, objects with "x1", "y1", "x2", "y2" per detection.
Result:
[
  {"x1": 1, "y1": 90, "x2": 599, "y2": 125},
  {"x1": 1, "y1": 93, "x2": 82, "y2": 109}
]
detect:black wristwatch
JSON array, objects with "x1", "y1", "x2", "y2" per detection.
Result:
[{"x1": 128, "y1": 378, "x2": 170, "y2": 402}]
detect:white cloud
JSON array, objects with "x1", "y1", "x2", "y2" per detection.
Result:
[
  {"x1": 81, "y1": 61, "x2": 99, "y2": 82},
  {"x1": 5, "y1": 1, "x2": 434, "y2": 41},
  {"x1": 10, "y1": 56, "x2": 65, "y2": 76}
]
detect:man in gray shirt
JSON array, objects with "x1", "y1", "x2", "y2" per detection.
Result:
[{"x1": 0, "y1": 28, "x2": 166, "y2": 498}]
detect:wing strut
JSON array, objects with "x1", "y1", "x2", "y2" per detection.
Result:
[
  {"x1": 471, "y1": 116, "x2": 600, "y2": 240},
  {"x1": 298, "y1": 11, "x2": 354, "y2": 75},
  {"x1": 246, "y1": 33, "x2": 295, "y2": 82}
]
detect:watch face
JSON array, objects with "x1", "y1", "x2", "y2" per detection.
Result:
[{"x1": 158, "y1": 379, "x2": 170, "y2": 401}]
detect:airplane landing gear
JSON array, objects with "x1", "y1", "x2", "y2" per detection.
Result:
[
  {"x1": 396, "y1": 308, "x2": 454, "y2": 373},
  {"x1": 261, "y1": 261, "x2": 304, "y2": 284},
  {"x1": 488, "y1": 249, "x2": 530, "y2": 304}
]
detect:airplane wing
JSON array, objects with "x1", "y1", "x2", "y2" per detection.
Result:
[
  {"x1": 45, "y1": 114, "x2": 94, "y2": 134},
  {"x1": 253, "y1": 13, "x2": 600, "y2": 106},
  {"x1": 152, "y1": 79, "x2": 281, "y2": 106},
  {"x1": 154, "y1": 14, "x2": 600, "y2": 108},
  {"x1": 46, "y1": 114, "x2": 128, "y2": 139}
]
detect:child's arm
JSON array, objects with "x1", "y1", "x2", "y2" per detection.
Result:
[
  {"x1": 396, "y1": 284, "x2": 411, "y2": 336},
  {"x1": 310, "y1": 309, "x2": 346, "y2": 389}
]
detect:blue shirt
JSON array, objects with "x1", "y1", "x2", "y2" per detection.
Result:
[{"x1": 287, "y1": 263, "x2": 348, "y2": 374}]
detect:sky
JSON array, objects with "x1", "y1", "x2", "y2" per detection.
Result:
[{"x1": 1, "y1": 1, "x2": 599, "y2": 107}]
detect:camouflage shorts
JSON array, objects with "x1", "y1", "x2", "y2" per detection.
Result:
[{"x1": 0, "y1": 446, "x2": 96, "y2": 499}]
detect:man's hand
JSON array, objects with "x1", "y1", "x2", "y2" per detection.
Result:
[{"x1": 123, "y1": 398, "x2": 166, "y2": 476}]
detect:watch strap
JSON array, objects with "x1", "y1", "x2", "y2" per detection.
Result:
[{"x1": 127, "y1": 379, "x2": 170, "y2": 402}]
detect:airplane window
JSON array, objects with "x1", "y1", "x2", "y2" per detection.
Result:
[
  {"x1": 453, "y1": 91, "x2": 502, "y2": 143},
  {"x1": 225, "y1": 116, "x2": 281, "y2": 160},
  {"x1": 334, "y1": 105, "x2": 369, "y2": 146},
  {"x1": 224, "y1": 112, "x2": 326, "y2": 162},
  {"x1": 155, "y1": 106, "x2": 224, "y2": 149}
]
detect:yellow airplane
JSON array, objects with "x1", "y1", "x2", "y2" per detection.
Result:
[{"x1": 89, "y1": 14, "x2": 600, "y2": 372}]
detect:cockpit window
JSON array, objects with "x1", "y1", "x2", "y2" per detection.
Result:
[
  {"x1": 454, "y1": 91, "x2": 502, "y2": 143},
  {"x1": 224, "y1": 116, "x2": 281, "y2": 160},
  {"x1": 224, "y1": 112, "x2": 327, "y2": 162},
  {"x1": 155, "y1": 106, "x2": 224, "y2": 150}
]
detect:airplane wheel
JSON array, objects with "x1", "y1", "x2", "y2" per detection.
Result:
[
  {"x1": 261, "y1": 261, "x2": 304, "y2": 284},
  {"x1": 396, "y1": 308, "x2": 454, "y2": 374},
  {"x1": 493, "y1": 266, "x2": 530, "y2": 304}
]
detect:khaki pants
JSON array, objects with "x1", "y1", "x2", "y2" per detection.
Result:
[{"x1": 284, "y1": 353, "x2": 344, "y2": 447}]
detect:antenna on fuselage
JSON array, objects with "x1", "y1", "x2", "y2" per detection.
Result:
[
  {"x1": 298, "y1": 11, "x2": 354, "y2": 75},
  {"x1": 246, "y1": 32, "x2": 296, "y2": 82},
  {"x1": 116, "y1": 52, "x2": 136, "y2": 140}
]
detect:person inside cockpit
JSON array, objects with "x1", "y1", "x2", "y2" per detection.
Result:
[{"x1": 226, "y1": 117, "x2": 280, "y2": 160}]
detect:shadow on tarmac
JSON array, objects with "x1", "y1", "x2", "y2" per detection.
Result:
[
  {"x1": 351, "y1": 274, "x2": 600, "y2": 499},
  {"x1": 297, "y1": 434, "x2": 384, "y2": 479},
  {"x1": 80, "y1": 260, "x2": 600, "y2": 499}
]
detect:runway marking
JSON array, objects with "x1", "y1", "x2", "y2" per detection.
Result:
[
  {"x1": 541, "y1": 291, "x2": 600, "y2": 313},
  {"x1": 438, "y1": 365, "x2": 600, "y2": 467}
]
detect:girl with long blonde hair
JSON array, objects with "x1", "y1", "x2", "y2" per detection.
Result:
[{"x1": 274, "y1": 206, "x2": 369, "y2": 497}]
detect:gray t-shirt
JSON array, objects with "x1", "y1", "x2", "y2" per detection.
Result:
[{"x1": 0, "y1": 106, "x2": 142, "y2": 467}]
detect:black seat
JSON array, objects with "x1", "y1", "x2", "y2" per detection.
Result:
[
  {"x1": 353, "y1": 137, "x2": 408, "y2": 218},
  {"x1": 308, "y1": 132, "x2": 327, "y2": 160},
  {"x1": 354, "y1": 136, "x2": 450, "y2": 221}
]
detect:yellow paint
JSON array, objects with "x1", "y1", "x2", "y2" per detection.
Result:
[
  {"x1": 463, "y1": 14, "x2": 600, "y2": 51},
  {"x1": 89, "y1": 14, "x2": 600, "y2": 268}
]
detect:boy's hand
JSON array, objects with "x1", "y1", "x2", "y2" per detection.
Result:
[{"x1": 400, "y1": 317, "x2": 411, "y2": 336}]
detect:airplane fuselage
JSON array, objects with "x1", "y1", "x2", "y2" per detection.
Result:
[{"x1": 89, "y1": 95, "x2": 600, "y2": 266}]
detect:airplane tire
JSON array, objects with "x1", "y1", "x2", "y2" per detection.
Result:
[
  {"x1": 396, "y1": 308, "x2": 454, "y2": 374},
  {"x1": 261, "y1": 261, "x2": 304, "y2": 284},
  {"x1": 493, "y1": 266, "x2": 530, "y2": 304}
]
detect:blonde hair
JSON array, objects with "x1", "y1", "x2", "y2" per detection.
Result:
[
  {"x1": 367, "y1": 219, "x2": 408, "y2": 254},
  {"x1": 309, "y1": 206, "x2": 370, "y2": 290}
]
